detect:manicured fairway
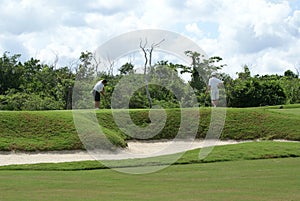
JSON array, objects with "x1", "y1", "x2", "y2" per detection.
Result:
[{"x1": 0, "y1": 157, "x2": 299, "y2": 201}]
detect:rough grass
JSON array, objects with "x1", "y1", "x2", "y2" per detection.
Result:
[
  {"x1": 222, "y1": 106, "x2": 300, "y2": 140},
  {"x1": 0, "y1": 104, "x2": 299, "y2": 151},
  {"x1": 0, "y1": 110, "x2": 82, "y2": 151}
]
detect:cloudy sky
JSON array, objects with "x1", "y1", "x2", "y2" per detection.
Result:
[{"x1": 0, "y1": 0, "x2": 299, "y2": 77}]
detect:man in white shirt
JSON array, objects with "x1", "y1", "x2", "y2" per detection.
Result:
[
  {"x1": 206, "y1": 72, "x2": 223, "y2": 107},
  {"x1": 92, "y1": 79, "x2": 107, "y2": 109}
]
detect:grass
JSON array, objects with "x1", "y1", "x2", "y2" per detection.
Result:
[
  {"x1": 0, "y1": 110, "x2": 82, "y2": 151},
  {"x1": 0, "y1": 104, "x2": 299, "y2": 151},
  {"x1": 222, "y1": 106, "x2": 300, "y2": 140},
  {"x1": 0, "y1": 104, "x2": 299, "y2": 201},
  {"x1": 0, "y1": 158, "x2": 299, "y2": 201}
]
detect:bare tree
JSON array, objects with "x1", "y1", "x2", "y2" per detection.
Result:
[
  {"x1": 92, "y1": 51, "x2": 102, "y2": 74},
  {"x1": 139, "y1": 38, "x2": 165, "y2": 108},
  {"x1": 68, "y1": 58, "x2": 80, "y2": 73},
  {"x1": 295, "y1": 64, "x2": 300, "y2": 78},
  {"x1": 50, "y1": 50, "x2": 59, "y2": 69},
  {"x1": 106, "y1": 56, "x2": 115, "y2": 76}
]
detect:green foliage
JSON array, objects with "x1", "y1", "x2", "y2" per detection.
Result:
[
  {"x1": 0, "y1": 53, "x2": 24, "y2": 94},
  {"x1": 119, "y1": 62, "x2": 134, "y2": 75},
  {"x1": 149, "y1": 62, "x2": 191, "y2": 107},
  {"x1": 0, "y1": 92, "x2": 64, "y2": 110},
  {"x1": 227, "y1": 78, "x2": 286, "y2": 107},
  {"x1": 1, "y1": 51, "x2": 299, "y2": 110},
  {"x1": 226, "y1": 66, "x2": 289, "y2": 107},
  {"x1": 279, "y1": 73, "x2": 300, "y2": 104},
  {"x1": 284, "y1": 69, "x2": 298, "y2": 78},
  {"x1": 182, "y1": 51, "x2": 225, "y2": 94},
  {"x1": 110, "y1": 62, "x2": 194, "y2": 109},
  {"x1": 0, "y1": 53, "x2": 75, "y2": 110}
]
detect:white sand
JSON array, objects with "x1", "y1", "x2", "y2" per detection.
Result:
[
  {"x1": 0, "y1": 140, "x2": 249, "y2": 166},
  {"x1": 0, "y1": 150, "x2": 94, "y2": 166}
]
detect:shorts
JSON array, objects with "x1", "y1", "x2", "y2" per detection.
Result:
[
  {"x1": 210, "y1": 90, "x2": 219, "y2": 101},
  {"x1": 92, "y1": 90, "x2": 101, "y2": 101}
]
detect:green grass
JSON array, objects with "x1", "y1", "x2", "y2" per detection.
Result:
[
  {"x1": 0, "y1": 110, "x2": 82, "y2": 151},
  {"x1": 0, "y1": 104, "x2": 299, "y2": 151},
  {"x1": 0, "y1": 157, "x2": 299, "y2": 201},
  {"x1": 1, "y1": 131, "x2": 299, "y2": 200},
  {"x1": 1, "y1": 141, "x2": 299, "y2": 171},
  {"x1": 0, "y1": 105, "x2": 299, "y2": 200},
  {"x1": 268, "y1": 107, "x2": 300, "y2": 116},
  {"x1": 222, "y1": 106, "x2": 300, "y2": 140}
]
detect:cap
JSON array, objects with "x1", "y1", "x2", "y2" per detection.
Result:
[{"x1": 211, "y1": 72, "x2": 217, "y2": 76}]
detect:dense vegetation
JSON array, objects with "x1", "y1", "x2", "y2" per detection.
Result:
[
  {"x1": 0, "y1": 106, "x2": 299, "y2": 151},
  {"x1": 0, "y1": 51, "x2": 299, "y2": 110},
  {"x1": 0, "y1": 53, "x2": 75, "y2": 110}
]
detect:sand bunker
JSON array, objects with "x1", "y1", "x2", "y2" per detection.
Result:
[{"x1": 0, "y1": 140, "x2": 247, "y2": 166}]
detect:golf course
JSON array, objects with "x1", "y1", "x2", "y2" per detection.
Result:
[{"x1": 0, "y1": 105, "x2": 299, "y2": 201}]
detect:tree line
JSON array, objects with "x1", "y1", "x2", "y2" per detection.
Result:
[{"x1": 0, "y1": 51, "x2": 299, "y2": 110}]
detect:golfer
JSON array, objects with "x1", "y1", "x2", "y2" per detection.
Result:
[
  {"x1": 92, "y1": 79, "x2": 107, "y2": 109},
  {"x1": 206, "y1": 72, "x2": 223, "y2": 107}
]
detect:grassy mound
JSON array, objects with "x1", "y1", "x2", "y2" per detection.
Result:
[
  {"x1": 97, "y1": 105, "x2": 300, "y2": 141},
  {"x1": 0, "y1": 104, "x2": 299, "y2": 151}
]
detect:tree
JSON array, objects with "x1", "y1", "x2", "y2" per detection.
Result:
[
  {"x1": 284, "y1": 70, "x2": 298, "y2": 79},
  {"x1": 119, "y1": 62, "x2": 134, "y2": 75},
  {"x1": 237, "y1": 65, "x2": 251, "y2": 80},
  {"x1": 55, "y1": 67, "x2": 75, "y2": 109},
  {"x1": 180, "y1": 51, "x2": 225, "y2": 94},
  {"x1": 139, "y1": 38, "x2": 165, "y2": 108},
  {"x1": 279, "y1": 70, "x2": 300, "y2": 104},
  {"x1": 0, "y1": 52, "x2": 23, "y2": 94},
  {"x1": 0, "y1": 52, "x2": 76, "y2": 110},
  {"x1": 227, "y1": 68, "x2": 287, "y2": 107},
  {"x1": 76, "y1": 51, "x2": 95, "y2": 80}
]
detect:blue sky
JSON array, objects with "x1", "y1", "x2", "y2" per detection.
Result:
[{"x1": 0, "y1": 0, "x2": 299, "y2": 77}]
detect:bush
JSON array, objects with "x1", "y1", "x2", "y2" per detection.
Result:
[
  {"x1": 0, "y1": 92, "x2": 64, "y2": 110},
  {"x1": 227, "y1": 78, "x2": 286, "y2": 107}
]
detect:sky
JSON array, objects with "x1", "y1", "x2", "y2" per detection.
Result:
[{"x1": 0, "y1": 0, "x2": 300, "y2": 78}]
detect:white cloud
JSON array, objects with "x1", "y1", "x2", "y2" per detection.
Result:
[
  {"x1": 0, "y1": 0, "x2": 60, "y2": 34},
  {"x1": 0, "y1": 0, "x2": 299, "y2": 77},
  {"x1": 185, "y1": 23, "x2": 204, "y2": 37},
  {"x1": 197, "y1": 0, "x2": 299, "y2": 76},
  {"x1": 285, "y1": 10, "x2": 300, "y2": 37}
]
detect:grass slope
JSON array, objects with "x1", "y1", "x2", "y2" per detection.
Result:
[
  {"x1": 0, "y1": 110, "x2": 82, "y2": 151},
  {"x1": 0, "y1": 104, "x2": 299, "y2": 151},
  {"x1": 0, "y1": 158, "x2": 299, "y2": 201}
]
